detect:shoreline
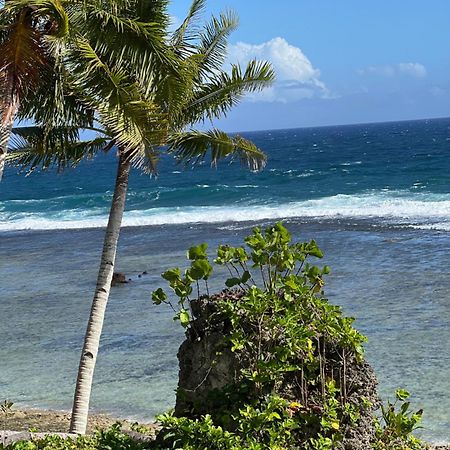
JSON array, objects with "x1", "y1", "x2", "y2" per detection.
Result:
[
  {"x1": 0, "y1": 408, "x2": 157, "y2": 435},
  {"x1": 0, "y1": 408, "x2": 449, "y2": 448}
]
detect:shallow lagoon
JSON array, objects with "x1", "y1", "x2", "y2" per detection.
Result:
[{"x1": 1, "y1": 218, "x2": 450, "y2": 442}]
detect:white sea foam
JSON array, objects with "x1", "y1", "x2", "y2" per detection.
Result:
[
  {"x1": 2, "y1": 191, "x2": 450, "y2": 231},
  {"x1": 340, "y1": 161, "x2": 362, "y2": 166},
  {"x1": 409, "y1": 222, "x2": 450, "y2": 231}
]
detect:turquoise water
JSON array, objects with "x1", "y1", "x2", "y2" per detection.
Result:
[{"x1": 1, "y1": 118, "x2": 450, "y2": 442}]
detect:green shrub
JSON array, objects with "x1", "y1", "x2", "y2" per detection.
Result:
[
  {"x1": 152, "y1": 222, "x2": 426, "y2": 449},
  {"x1": 1, "y1": 424, "x2": 148, "y2": 450},
  {"x1": 151, "y1": 224, "x2": 352, "y2": 447},
  {"x1": 373, "y1": 389, "x2": 424, "y2": 450}
]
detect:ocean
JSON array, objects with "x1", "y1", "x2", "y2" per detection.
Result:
[{"x1": 1, "y1": 118, "x2": 450, "y2": 442}]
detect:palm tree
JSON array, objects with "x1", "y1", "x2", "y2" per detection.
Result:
[
  {"x1": 0, "y1": 0, "x2": 69, "y2": 180},
  {"x1": 7, "y1": 0, "x2": 275, "y2": 435},
  {"x1": 8, "y1": 0, "x2": 176, "y2": 433}
]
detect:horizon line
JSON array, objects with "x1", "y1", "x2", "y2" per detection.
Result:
[{"x1": 228, "y1": 114, "x2": 450, "y2": 135}]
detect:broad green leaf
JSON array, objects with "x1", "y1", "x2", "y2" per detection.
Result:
[
  {"x1": 187, "y1": 243, "x2": 208, "y2": 260},
  {"x1": 187, "y1": 259, "x2": 213, "y2": 281},
  {"x1": 241, "y1": 270, "x2": 251, "y2": 284},
  {"x1": 225, "y1": 277, "x2": 241, "y2": 288},
  {"x1": 151, "y1": 287, "x2": 167, "y2": 305},
  {"x1": 396, "y1": 389, "x2": 410, "y2": 401},
  {"x1": 162, "y1": 268, "x2": 181, "y2": 282},
  {"x1": 180, "y1": 309, "x2": 190, "y2": 327}
]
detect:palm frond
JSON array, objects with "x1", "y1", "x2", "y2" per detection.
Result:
[
  {"x1": 132, "y1": 144, "x2": 159, "y2": 175},
  {"x1": 8, "y1": 125, "x2": 109, "y2": 171},
  {"x1": 69, "y1": 0, "x2": 175, "y2": 88},
  {"x1": 134, "y1": 0, "x2": 170, "y2": 25},
  {"x1": 17, "y1": 49, "x2": 96, "y2": 128},
  {"x1": 181, "y1": 59, "x2": 275, "y2": 125},
  {"x1": 96, "y1": 96, "x2": 168, "y2": 173},
  {"x1": 168, "y1": 129, "x2": 267, "y2": 171},
  {"x1": 0, "y1": 0, "x2": 72, "y2": 126},
  {"x1": 67, "y1": 35, "x2": 146, "y2": 107},
  {"x1": 0, "y1": 8, "x2": 48, "y2": 121},
  {"x1": 196, "y1": 10, "x2": 238, "y2": 77},
  {"x1": 3, "y1": 0, "x2": 69, "y2": 37},
  {"x1": 154, "y1": 53, "x2": 201, "y2": 122},
  {"x1": 171, "y1": 0, "x2": 205, "y2": 52}
]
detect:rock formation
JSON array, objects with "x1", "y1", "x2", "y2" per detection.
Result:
[{"x1": 175, "y1": 291, "x2": 380, "y2": 449}]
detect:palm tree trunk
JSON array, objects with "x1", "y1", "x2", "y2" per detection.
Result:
[
  {"x1": 0, "y1": 98, "x2": 19, "y2": 181},
  {"x1": 69, "y1": 149, "x2": 131, "y2": 434}
]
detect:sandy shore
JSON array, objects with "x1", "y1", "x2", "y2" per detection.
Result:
[{"x1": 0, "y1": 408, "x2": 156, "y2": 434}]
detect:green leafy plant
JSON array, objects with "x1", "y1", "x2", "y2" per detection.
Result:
[
  {"x1": 151, "y1": 223, "x2": 427, "y2": 449},
  {"x1": 0, "y1": 423, "x2": 149, "y2": 450},
  {"x1": 1, "y1": 400, "x2": 13, "y2": 417},
  {"x1": 152, "y1": 242, "x2": 213, "y2": 328},
  {"x1": 154, "y1": 412, "x2": 242, "y2": 450},
  {"x1": 151, "y1": 223, "x2": 375, "y2": 448},
  {"x1": 373, "y1": 389, "x2": 424, "y2": 450}
]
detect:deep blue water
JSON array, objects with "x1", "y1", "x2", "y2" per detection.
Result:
[
  {"x1": 3, "y1": 117, "x2": 450, "y2": 231},
  {"x1": 1, "y1": 118, "x2": 450, "y2": 443}
]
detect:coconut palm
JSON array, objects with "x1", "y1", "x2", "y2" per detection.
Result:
[
  {"x1": 7, "y1": 0, "x2": 275, "y2": 435},
  {"x1": 8, "y1": 0, "x2": 177, "y2": 433},
  {"x1": 0, "y1": 0, "x2": 69, "y2": 180}
]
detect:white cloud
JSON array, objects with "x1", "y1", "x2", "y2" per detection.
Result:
[
  {"x1": 358, "y1": 62, "x2": 427, "y2": 78},
  {"x1": 397, "y1": 63, "x2": 427, "y2": 78},
  {"x1": 430, "y1": 86, "x2": 446, "y2": 97},
  {"x1": 227, "y1": 37, "x2": 329, "y2": 102}
]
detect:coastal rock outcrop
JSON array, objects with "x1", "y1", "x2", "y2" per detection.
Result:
[
  {"x1": 175, "y1": 291, "x2": 380, "y2": 450},
  {"x1": 175, "y1": 293, "x2": 241, "y2": 417}
]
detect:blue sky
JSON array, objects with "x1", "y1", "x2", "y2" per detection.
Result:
[{"x1": 170, "y1": 1, "x2": 450, "y2": 132}]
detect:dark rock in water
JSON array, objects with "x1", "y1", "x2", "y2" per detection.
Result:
[
  {"x1": 175, "y1": 291, "x2": 380, "y2": 450},
  {"x1": 111, "y1": 272, "x2": 128, "y2": 285}
]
